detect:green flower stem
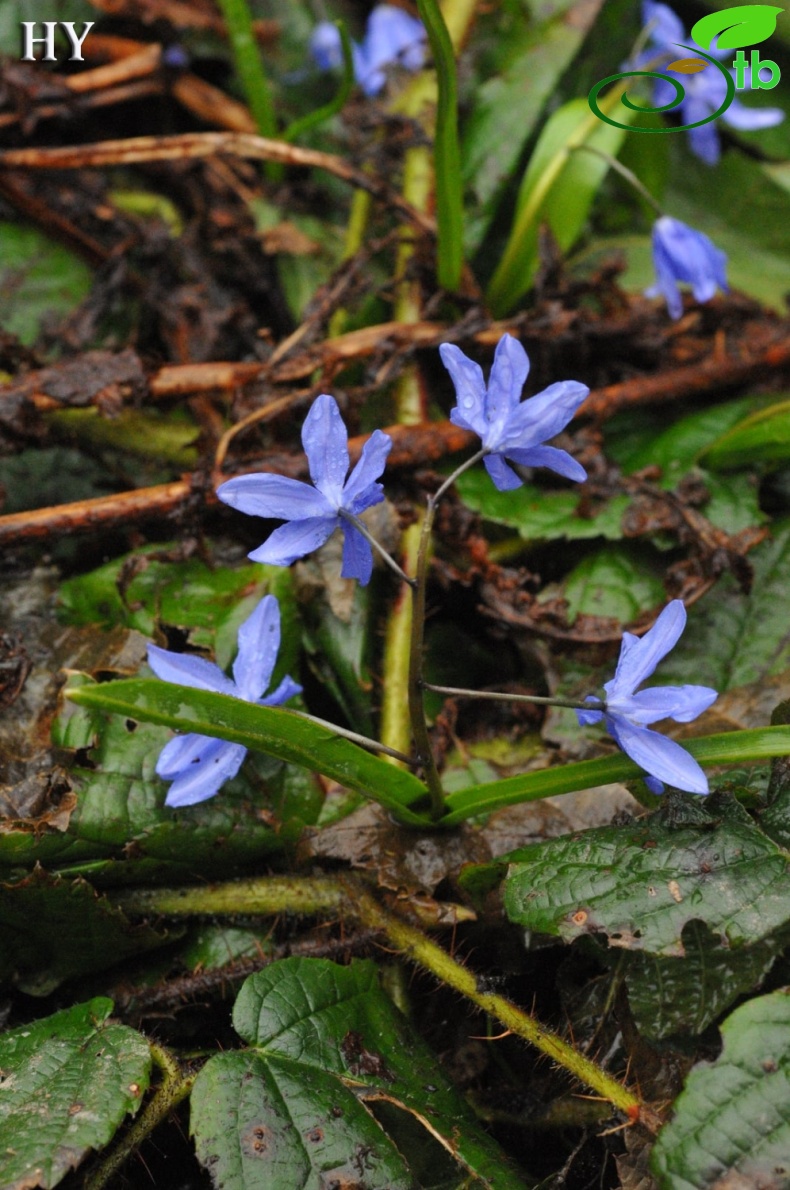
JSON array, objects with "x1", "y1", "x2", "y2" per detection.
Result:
[
  {"x1": 214, "y1": 0, "x2": 280, "y2": 181},
  {"x1": 409, "y1": 503, "x2": 446, "y2": 819},
  {"x1": 572, "y1": 143, "x2": 664, "y2": 216},
  {"x1": 115, "y1": 876, "x2": 652, "y2": 1127},
  {"x1": 424, "y1": 682, "x2": 597, "y2": 711},
  {"x1": 380, "y1": 521, "x2": 422, "y2": 762},
  {"x1": 328, "y1": 188, "x2": 373, "y2": 339},
  {"x1": 84, "y1": 1043, "x2": 194, "y2": 1190},
  {"x1": 295, "y1": 708, "x2": 416, "y2": 766}
]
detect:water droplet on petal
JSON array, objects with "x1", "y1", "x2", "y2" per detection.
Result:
[{"x1": 462, "y1": 396, "x2": 474, "y2": 408}]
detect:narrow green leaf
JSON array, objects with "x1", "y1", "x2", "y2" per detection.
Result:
[
  {"x1": 283, "y1": 20, "x2": 355, "y2": 143},
  {"x1": 416, "y1": 0, "x2": 463, "y2": 291},
  {"x1": 651, "y1": 990, "x2": 790, "y2": 1188},
  {"x1": 486, "y1": 91, "x2": 631, "y2": 316},
  {"x1": 441, "y1": 726, "x2": 790, "y2": 825},
  {"x1": 702, "y1": 397, "x2": 790, "y2": 470},
  {"x1": 0, "y1": 998, "x2": 151, "y2": 1189},
  {"x1": 190, "y1": 958, "x2": 522, "y2": 1189},
  {"x1": 66, "y1": 678, "x2": 429, "y2": 825}
]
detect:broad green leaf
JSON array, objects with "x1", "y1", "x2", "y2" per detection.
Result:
[
  {"x1": 551, "y1": 545, "x2": 665, "y2": 624},
  {"x1": 503, "y1": 793, "x2": 790, "y2": 957},
  {"x1": 0, "y1": 223, "x2": 92, "y2": 346},
  {"x1": 190, "y1": 958, "x2": 522, "y2": 1189},
  {"x1": 655, "y1": 520, "x2": 790, "y2": 691},
  {"x1": 462, "y1": 0, "x2": 605, "y2": 253},
  {"x1": 702, "y1": 397, "x2": 790, "y2": 470},
  {"x1": 455, "y1": 469, "x2": 630, "y2": 541},
  {"x1": 0, "y1": 998, "x2": 151, "y2": 1190},
  {"x1": 622, "y1": 919, "x2": 779, "y2": 1041},
  {"x1": 66, "y1": 678, "x2": 429, "y2": 825},
  {"x1": 651, "y1": 990, "x2": 790, "y2": 1188},
  {"x1": 0, "y1": 869, "x2": 173, "y2": 994},
  {"x1": 691, "y1": 5, "x2": 783, "y2": 50},
  {"x1": 486, "y1": 93, "x2": 632, "y2": 315}
]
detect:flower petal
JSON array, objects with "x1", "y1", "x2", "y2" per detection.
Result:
[
  {"x1": 609, "y1": 601, "x2": 688, "y2": 697},
  {"x1": 163, "y1": 739, "x2": 248, "y2": 807},
  {"x1": 247, "y1": 516, "x2": 338, "y2": 566},
  {"x1": 217, "y1": 473, "x2": 332, "y2": 521},
  {"x1": 686, "y1": 121, "x2": 721, "y2": 167},
  {"x1": 301, "y1": 394, "x2": 350, "y2": 505},
  {"x1": 361, "y1": 4, "x2": 426, "y2": 89},
  {"x1": 496, "y1": 381, "x2": 589, "y2": 453},
  {"x1": 440, "y1": 344, "x2": 488, "y2": 438},
  {"x1": 341, "y1": 520, "x2": 374, "y2": 585},
  {"x1": 642, "y1": 0, "x2": 685, "y2": 49},
  {"x1": 342, "y1": 429, "x2": 392, "y2": 514},
  {"x1": 309, "y1": 21, "x2": 343, "y2": 70},
  {"x1": 260, "y1": 675, "x2": 302, "y2": 706},
  {"x1": 722, "y1": 97, "x2": 784, "y2": 131},
  {"x1": 147, "y1": 645, "x2": 235, "y2": 695},
  {"x1": 232, "y1": 594, "x2": 280, "y2": 701},
  {"x1": 607, "y1": 715, "x2": 709, "y2": 793},
  {"x1": 483, "y1": 452, "x2": 524, "y2": 490},
  {"x1": 626, "y1": 683, "x2": 718, "y2": 724},
  {"x1": 576, "y1": 698, "x2": 604, "y2": 726},
  {"x1": 156, "y1": 732, "x2": 213, "y2": 779},
  {"x1": 484, "y1": 335, "x2": 530, "y2": 442},
  {"x1": 505, "y1": 444, "x2": 587, "y2": 482}
]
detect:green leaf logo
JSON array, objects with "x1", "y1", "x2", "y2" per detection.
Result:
[{"x1": 691, "y1": 4, "x2": 783, "y2": 51}]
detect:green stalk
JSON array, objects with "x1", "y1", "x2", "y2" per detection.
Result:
[
  {"x1": 115, "y1": 875, "x2": 652, "y2": 1127},
  {"x1": 408, "y1": 504, "x2": 446, "y2": 819},
  {"x1": 214, "y1": 0, "x2": 280, "y2": 179},
  {"x1": 282, "y1": 21, "x2": 354, "y2": 144},
  {"x1": 380, "y1": 521, "x2": 422, "y2": 762}
]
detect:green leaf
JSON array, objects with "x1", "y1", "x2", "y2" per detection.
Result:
[
  {"x1": 486, "y1": 93, "x2": 632, "y2": 316},
  {"x1": 691, "y1": 5, "x2": 783, "y2": 50},
  {"x1": 190, "y1": 957, "x2": 522, "y2": 1189},
  {"x1": 0, "y1": 223, "x2": 92, "y2": 346},
  {"x1": 0, "y1": 869, "x2": 173, "y2": 994},
  {"x1": 623, "y1": 919, "x2": 779, "y2": 1041},
  {"x1": 556, "y1": 545, "x2": 665, "y2": 624},
  {"x1": 65, "y1": 678, "x2": 429, "y2": 825},
  {"x1": 654, "y1": 520, "x2": 790, "y2": 692},
  {"x1": 651, "y1": 990, "x2": 790, "y2": 1188},
  {"x1": 503, "y1": 793, "x2": 790, "y2": 957},
  {"x1": 462, "y1": 0, "x2": 605, "y2": 253},
  {"x1": 455, "y1": 469, "x2": 630, "y2": 541},
  {"x1": 702, "y1": 397, "x2": 790, "y2": 471},
  {"x1": 0, "y1": 997, "x2": 151, "y2": 1189}
]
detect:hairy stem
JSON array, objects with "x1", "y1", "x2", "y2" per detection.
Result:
[{"x1": 425, "y1": 683, "x2": 599, "y2": 711}]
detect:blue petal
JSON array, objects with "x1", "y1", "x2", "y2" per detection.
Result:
[
  {"x1": 309, "y1": 21, "x2": 343, "y2": 70},
  {"x1": 505, "y1": 445, "x2": 586, "y2": 482},
  {"x1": 217, "y1": 473, "x2": 332, "y2": 521},
  {"x1": 341, "y1": 520, "x2": 374, "y2": 585},
  {"x1": 687, "y1": 121, "x2": 721, "y2": 167},
  {"x1": 260, "y1": 675, "x2": 302, "y2": 706},
  {"x1": 147, "y1": 645, "x2": 235, "y2": 695},
  {"x1": 606, "y1": 715, "x2": 709, "y2": 794},
  {"x1": 576, "y1": 702, "x2": 604, "y2": 726},
  {"x1": 484, "y1": 335, "x2": 530, "y2": 443},
  {"x1": 723, "y1": 97, "x2": 784, "y2": 130},
  {"x1": 626, "y1": 684, "x2": 718, "y2": 725},
  {"x1": 609, "y1": 601, "x2": 687, "y2": 698},
  {"x1": 496, "y1": 381, "x2": 589, "y2": 454},
  {"x1": 342, "y1": 429, "x2": 392, "y2": 514},
  {"x1": 642, "y1": 0, "x2": 685, "y2": 49},
  {"x1": 248, "y1": 516, "x2": 338, "y2": 566},
  {"x1": 302, "y1": 394, "x2": 349, "y2": 506},
  {"x1": 163, "y1": 739, "x2": 248, "y2": 807},
  {"x1": 156, "y1": 732, "x2": 212, "y2": 779},
  {"x1": 232, "y1": 594, "x2": 280, "y2": 701},
  {"x1": 358, "y1": 4, "x2": 426, "y2": 95},
  {"x1": 644, "y1": 775, "x2": 665, "y2": 795},
  {"x1": 440, "y1": 344, "x2": 488, "y2": 439},
  {"x1": 483, "y1": 452, "x2": 523, "y2": 490}
]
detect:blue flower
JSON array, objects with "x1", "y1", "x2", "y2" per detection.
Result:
[
  {"x1": 147, "y1": 595, "x2": 301, "y2": 807},
  {"x1": 217, "y1": 394, "x2": 392, "y2": 585},
  {"x1": 439, "y1": 334, "x2": 589, "y2": 491},
  {"x1": 576, "y1": 600, "x2": 718, "y2": 794},
  {"x1": 639, "y1": 1, "x2": 783, "y2": 165},
  {"x1": 309, "y1": 4, "x2": 427, "y2": 97},
  {"x1": 648, "y1": 216, "x2": 728, "y2": 320}
]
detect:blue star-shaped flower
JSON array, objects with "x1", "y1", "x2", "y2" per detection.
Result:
[
  {"x1": 440, "y1": 334, "x2": 589, "y2": 492},
  {"x1": 310, "y1": 4, "x2": 427, "y2": 97},
  {"x1": 147, "y1": 595, "x2": 301, "y2": 807},
  {"x1": 576, "y1": 600, "x2": 718, "y2": 794},
  {"x1": 639, "y1": 1, "x2": 783, "y2": 165},
  {"x1": 217, "y1": 394, "x2": 392, "y2": 586},
  {"x1": 648, "y1": 216, "x2": 728, "y2": 320}
]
